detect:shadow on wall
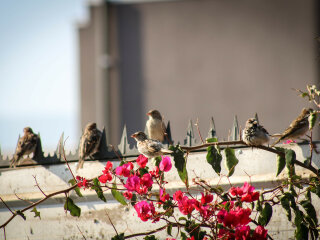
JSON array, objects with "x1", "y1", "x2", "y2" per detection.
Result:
[{"x1": 117, "y1": 5, "x2": 144, "y2": 145}]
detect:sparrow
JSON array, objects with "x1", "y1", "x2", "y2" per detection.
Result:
[
  {"x1": 146, "y1": 109, "x2": 166, "y2": 142},
  {"x1": 271, "y1": 108, "x2": 312, "y2": 147},
  {"x1": 242, "y1": 118, "x2": 270, "y2": 146},
  {"x1": 11, "y1": 127, "x2": 39, "y2": 167},
  {"x1": 78, "y1": 122, "x2": 102, "y2": 170},
  {"x1": 131, "y1": 131, "x2": 173, "y2": 158}
]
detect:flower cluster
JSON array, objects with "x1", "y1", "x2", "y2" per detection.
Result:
[
  {"x1": 134, "y1": 200, "x2": 156, "y2": 222},
  {"x1": 98, "y1": 161, "x2": 113, "y2": 183},
  {"x1": 76, "y1": 176, "x2": 89, "y2": 189},
  {"x1": 229, "y1": 182, "x2": 259, "y2": 202}
]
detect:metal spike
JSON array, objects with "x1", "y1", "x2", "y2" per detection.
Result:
[
  {"x1": 207, "y1": 117, "x2": 217, "y2": 139},
  {"x1": 184, "y1": 120, "x2": 196, "y2": 147},
  {"x1": 118, "y1": 125, "x2": 129, "y2": 155},
  {"x1": 34, "y1": 132, "x2": 44, "y2": 162},
  {"x1": 164, "y1": 121, "x2": 173, "y2": 145},
  {"x1": 254, "y1": 113, "x2": 259, "y2": 124},
  {"x1": 231, "y1": 116, "x2": 239, "y2": 141},
  {"x1": 55, "y1": 133, "x2": 64, "y2": 160}
]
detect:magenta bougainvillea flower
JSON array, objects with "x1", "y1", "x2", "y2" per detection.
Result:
[
  {"x1": 136, "y1": 154, "x2": 148, "y2": 168},
  {"x1": 124, "y1": 175, "x2": 140, "y2": 192},
  {"x1": 229, "y1": 182, "x2": 259, "y2": 202},
  {"x1": 115, "y1": 162, "x2": 134, "y2": 177},
  {"x1": 134, "y1": 201, "x2": 155, "y2": 222},
  {"x1": 159, "y1": 156, "x2": 172, "y2": 172}
]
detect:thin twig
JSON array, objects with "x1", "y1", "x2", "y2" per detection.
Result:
[
  {"x1": 61, "y1": 138, "x2": 76, "y2": 181},
  {"x1": 0, "y1": 197, "x2": 14, "y2": 215},
  {"x1": 106, "y1": 211, "x2": 118, "y2": 236},
  {"x1": 195, "y1": 118, "x2": 204, "y2": 144},
  {"x1": 181, "y1": 140, "x2": 244, "y2": 151},
  {"x1": 14, "y1": 193, "x2": 34, "y2": 204},
  {"x1": 251, "y1": 219, "x2": 274, "y2": 240},
  {"x1": 33, "y1": 175, "x2": 47, "y2": 197},
  {"x1": 110, "y1": 145, "x2": 123, "y2": 162},
  {"x1": 0, "y1": 184, "x2": 78, "y2": 229},
  {"x1": 3, "y1": 227, "x2": 6, "y2": 240},
  {"x1": 124, "y1": 225, "x2": 168, "y2": 239},
  {"x1": 76, "y1": 225, "x2": 87, "y2": 240}
]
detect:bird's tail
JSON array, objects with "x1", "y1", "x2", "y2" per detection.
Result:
[
  {"x1": 161, "y1": 149, "x2": 173, "y2": 155},
  {"x1": 10, "y1": 154, "x2": 20, "y2": 168},
  {"x1": 77, "y1": 158, "x2": 84, "y2": 170}
]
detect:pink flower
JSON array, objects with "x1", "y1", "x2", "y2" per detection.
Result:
[
  {"x1": 76, "y1": 176, "x2": 89, "y2": 189},
  {"x1": 201, "y1": 192, "x2": 213, "y2": 205},
  {"x1": 178, "y1": 196, "x2": 197, "y2": 215},
  {"x1": 123, "y1": 191, "x2": 133, "y2": 200},
  {"x1": 217, "y1": 207, "x2": 251, "y2": 227},
  {"x1": 124, "y1": 175, "x2": 140, "y2": 192},
  {"x1": 136, "y1": 155, "x2": 148, "y2": 168},
  {"x1": 253, "y1": 225, "x2": 268, "y2": 240},
  {"x1": 229, "y1": 182, "x2": 259, "y2": 202},
  {"x1": 173, "y1": 190, "x2": 184, "y2": 202},
  {"x1": 134, "y1": 201, "x2": 155, "y2": 222},
  {"x1": 235, "y1": 225, "x2": 251, "y2": 240},
  {"x1": 284, "y1": 139, "x2": 296, "y2": 144},
  {"x1": 159, "y1": 188, "x2": 170, "y2": 202},
  {"x1": 149, "y1": 166, "x2": 160, "y2": 178},
  {"x1": 187, "y1": 237, "x2": 195, "y2": 240},
  {"x1": 140, "y1": 173, "x2": 153, "y2": 188},
  {"x1": 115, "y1": 162, "x2": 134, "y2": 177},
  {"x1": 103, "y1": 161, "x2": 113, "y2": 173},
  {"x1": 159, "y1": 156, "x2": 172, "y2": 172},
  {"x1": 98, "y1": 172, "x2": 112, "y2": 183}
]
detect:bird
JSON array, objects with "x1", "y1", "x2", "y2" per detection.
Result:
[
  {"x1": 11, "y1": 127, "x2": 39, "y2": 167},
  {"x1": 271, "y1": 108, "x2": 312, "y2": 147},
  {"x1": 131, "y1": 131, "x2": 173, "y2": 158},
  {"x1": 242, "y1": 118, "x2": 270, "y2": 146},
  {"x1": 146, "y1": 109, "x2": 166, "y2": 142},
  {"x1": 78, "y1": 122, "x2": 102, "y2": 170}
]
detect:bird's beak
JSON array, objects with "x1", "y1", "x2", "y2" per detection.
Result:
[
  {"x1": 146, "y1": 112, "x2": 151, "y2": 116},
  {"x1": 131, "y1": 134, "x2": 136, "y2": 138}
]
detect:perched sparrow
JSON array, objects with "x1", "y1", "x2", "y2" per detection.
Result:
[
  {"x1": 271, "y1": 108, "x2": 312, "y2": 147},
  {"x1": 131, "y1": 131, "x2": 172, "y2": 158},
  {"x1": 242, "y1": 118, "x2": 270, "y2": 146},
  {"x1": 146, "y1": 109, "x2": 166, "y2": 142},
  {"x1": 78, "y1": 122, "x2": 102, "y2": 170},
  {"x1": 11, "y1": 127, "x2": 39, "y2": 167}
]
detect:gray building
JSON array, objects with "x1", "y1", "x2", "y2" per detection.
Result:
[{"x1": 79, "y1": 0, "x2": 319, "y2": 144}]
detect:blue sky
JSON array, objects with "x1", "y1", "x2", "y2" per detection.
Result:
[{"x1": 0, "y1": 0, "x2": 87, "y2": 155}]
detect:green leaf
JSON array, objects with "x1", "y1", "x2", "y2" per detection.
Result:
[
  {"x1": 130, "y1": 194, "x2": 137, "y2": 207},
  {"x1": 180, "y1": 232, "x2": 188, "y2": 240},
  {"x1": 64, "y1": 197, "x2": 81, "y2": 217},
  {"x1": 285, "y1": 149, "x2": 296, "y2": 177},
  {"x1": 301, "y1": 200, "x2": 318, "y2": 226},
  {"x1": 275, "y1": 148, "x2": 286, "y2": 177},
  {"x1": 224, "y1": 147, "x2": 239, "y2": 177},
  {"x1": 280, "y1": 195, "x2": 291, "y2": 221},
  {"x1": 206, "y1": 137, "x2": 218, "y2": 143},
  {"x1": 258, "y1": 202, "x2": 272, "y2": 226},
  {"x1": 68, "y1": 179, "x2": 83, "y2": 197},
  {"x1": 144, "y1": 235, "x2": 158, "y2": 240},
  {"x1": 154, "y1": 156, "x2": 162, "y2": 167},
  {"x1": 16, "y1": 210, "x2": 26, "y2": 220},
  {"x1": 294, "y1": 209, "x2": 304, "y2": 227},
  {"x1": 91, "y1": 178, "x2": 106, "y2": 202},
  {"x1": 206, "y1": 138, "x2": 222, "y2": 175},
  {"x1": 167, "y1": 224, "x2": 172, "y2": 236},
  {"x1": 111, "y1": 233, "x2": 125, "y2": 240},
  {"x1": 30, "y1": 207, "x2": 41, "y2": 219},
  {"x1": 111, "y1": 182, "x2": 127, "y2": 205},
  {"x1": 295, "y1": 223, "x2": 309, "y2": 240},
  {"x1": 309, "y1": 111, "x2": 317, "y2": 130},
  {"x1": 169, "y1": 145, "x2": 188, "y2": 187}
]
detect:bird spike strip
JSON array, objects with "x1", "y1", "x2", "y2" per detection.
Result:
[{"x1": 0, "y1": 117, "x2": 239, "y2": 168}]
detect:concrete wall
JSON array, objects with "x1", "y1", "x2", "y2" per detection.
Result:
[{"x1": 1, "y1": 142, "x2": 320, "y2": 239}]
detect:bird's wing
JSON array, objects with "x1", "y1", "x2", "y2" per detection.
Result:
[
  {"x1": 146, "y1": 140, "x2": 162, "y2": 153},
  {"x1": 83, "y1": 130, "x2": 102, "y2": 156}
]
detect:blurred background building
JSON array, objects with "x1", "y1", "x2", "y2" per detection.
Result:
[{"x1": 79, "y1": 0, "x2": 320, "y2": 145}]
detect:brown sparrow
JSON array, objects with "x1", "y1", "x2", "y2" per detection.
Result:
[
  {"x1": 146, "y1": 109, "x2": 166, "y2": 142},
  {"x1": 242, "y1": 118, "x2": 270, "y2": 146},
  {"x1": 78, "y1": 122, "x2": 102, "y2": 170},
  {"x1": 131, "y1": 131, "x2": 172, "y2": 158},
  {"x1": 11, "y1": 127, "x2": 39, "y2": 167},
  {"x1": 271, "y1": 108, "x2": 312, "y2": 147}
]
